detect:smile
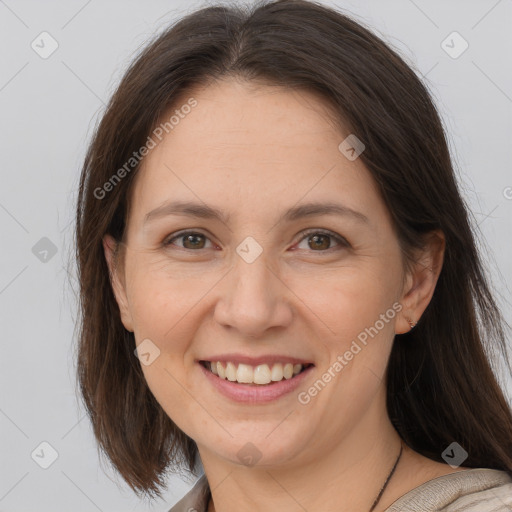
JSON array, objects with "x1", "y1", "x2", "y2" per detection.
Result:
[
  {"x1": 200, "y1": 360, "x2": 314, "y2": 386},
  {"x1": 198, "y1": 359, "x2": 315, "y2": 403}
]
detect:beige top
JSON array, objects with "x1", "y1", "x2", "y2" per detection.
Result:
[{"x1": 168, "y1": 468, "x2": 512, "y2": 511}]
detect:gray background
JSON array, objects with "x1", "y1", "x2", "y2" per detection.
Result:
[{"x1": 1, "y1": 0, "x2": 511, "y2": 510}]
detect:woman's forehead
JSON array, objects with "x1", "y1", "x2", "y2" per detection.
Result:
[
  {"x1": 120, "y1": 79, "x2": 393, "y2": 240},
  {"x1": 159, "y1": 80, "x2": 344, "y2": 144},
  {"x1": 131, "y1": 81, "x2": 371, "y2": 205}
]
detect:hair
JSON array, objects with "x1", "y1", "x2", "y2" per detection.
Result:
[{"x1": 74, "y1": 0, "x2": 512, "y2": 500}]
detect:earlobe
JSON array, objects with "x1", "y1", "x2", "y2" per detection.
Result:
[{"x1": 102, "y1": 234, "x2": 134, "y2": 332}]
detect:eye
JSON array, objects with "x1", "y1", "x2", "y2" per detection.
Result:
[
  {"x1": 294, "y1": 228, "x2": 349, "y2": 252},
  {"x1": 163, "y1": 231, "x2": 214, "y2": 250},
  {"x1": 163, "y1": 229, "x2": 349, "y2": 252}
]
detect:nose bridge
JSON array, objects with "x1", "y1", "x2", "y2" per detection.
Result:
[
  {"x1": 214, "y1": 245, "x2": 292, "y2": 336},
  {"x1": 234, "y1": 248, "x2": 273, "y2": 302}
]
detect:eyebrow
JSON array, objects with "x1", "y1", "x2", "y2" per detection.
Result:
[{"x1": 143, "y1": 200, "x2": 369, "y2": 226}]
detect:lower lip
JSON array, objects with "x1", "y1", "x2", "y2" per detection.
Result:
[{"x1": 198, "y1": 362, "x2": 315, "y2": 403}]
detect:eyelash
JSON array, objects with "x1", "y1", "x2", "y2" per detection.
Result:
[{"x1": 163, "y1": 228, "x2": 349, "y2": 253}]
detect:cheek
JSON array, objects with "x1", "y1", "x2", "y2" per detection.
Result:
[
  {"x1": 293, "y1": 269, "x2": 398, "y2": 415},
  {"x1": 128, "y1": 270, "x2": 203, "y2": 427},
  {"x1": 126, "y1": 263, "x2": 221, "y2": 356},
  {"x1": 290, "y1": 264, "x2": 399, "y2": 344}
]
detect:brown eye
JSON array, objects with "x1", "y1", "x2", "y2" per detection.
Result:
[
  {"x1": 164, "y1": 231, "x2": 212, "y2": 250},
  {"x1": 295, "y1": 229, "x2": 348, "y2": 252},
  {"x1": 308, "y1": 233, "x2": 330, "y2": 250},
  {"x1": 163, "y1": 229, "x2": 348, "y2": 253}
]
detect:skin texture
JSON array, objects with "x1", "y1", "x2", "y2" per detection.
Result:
[{"x1": 103, "y1": 79, "x2": 465, "y2": 512}]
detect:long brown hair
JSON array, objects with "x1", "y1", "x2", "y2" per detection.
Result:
[{"x1": 74, "y1": 0, "x2": 512, "y2": 499}]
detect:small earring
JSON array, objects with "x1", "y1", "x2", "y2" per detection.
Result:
[{"x1": 407, "y1": 317, "x2": 417, "y2": 329}]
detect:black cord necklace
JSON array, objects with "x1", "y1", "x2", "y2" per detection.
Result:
[
  {"x1": 206, "y1": 441, "x2": 404, "y2": 512},
  {"x1": 368, "y1": 441, "x2": 403, "y2": 512}
]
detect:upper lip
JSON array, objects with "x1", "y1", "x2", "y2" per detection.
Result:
[{"x1": 198, "y1": 354, "x2": 314, "y2": 367}]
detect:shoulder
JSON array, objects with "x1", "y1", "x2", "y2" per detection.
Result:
[
  {"x1": 167, "y1": 474, "x2": 211, "y2": 512},
  {"x1": 384, "y1": 468, "x2": 512, "y2": 512}
]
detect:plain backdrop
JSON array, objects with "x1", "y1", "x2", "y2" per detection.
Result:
[{"x1": 0, "y1": 0, "x2": 511, "y2": 510}]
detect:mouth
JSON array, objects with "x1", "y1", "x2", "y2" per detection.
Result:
[{"x1": 199, "y1": 360, "x2": 315, "y2": 386}]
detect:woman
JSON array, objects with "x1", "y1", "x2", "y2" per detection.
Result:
[{"x1": 75, "y1": 0, "x2": 512, "y2": 510}]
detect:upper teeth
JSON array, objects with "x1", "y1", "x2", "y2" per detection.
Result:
[{"x1": 208, "y1": 361, "x2": 305, "y2": 385}]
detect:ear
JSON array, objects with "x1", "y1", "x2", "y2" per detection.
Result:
[
  {"x1": 102, "y1": 234, "x2": 134, "y2": 332},
  {"x1": 396, "y1": 229, "x2": 445, "y2": 334}
]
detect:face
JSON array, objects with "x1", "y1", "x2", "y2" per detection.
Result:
[{"x1": 104, "y1": 79, "x2": 436, "y2": 470}]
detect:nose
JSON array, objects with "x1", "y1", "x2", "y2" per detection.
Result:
[{"x1": 213, "y1": 253, "x2": 293, "y2": 338}]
